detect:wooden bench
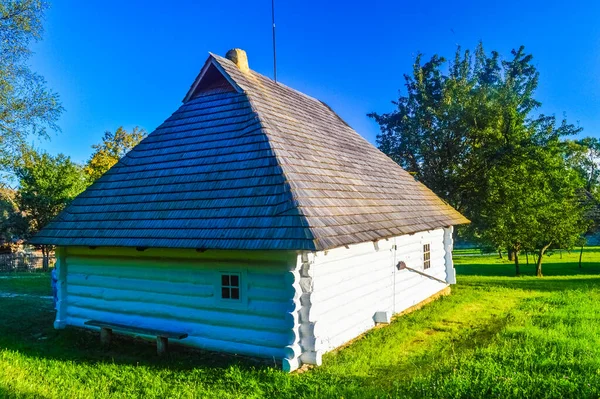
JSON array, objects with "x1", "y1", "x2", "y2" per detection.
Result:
[{"x1": 84, "y1": 320, "x2": 188, "y2": 356}]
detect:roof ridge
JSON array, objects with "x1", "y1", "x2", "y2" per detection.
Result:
[
  {"x1": 240, "y1": 90, "x2": 317, "y2": 249},
  {"x1": 207, "y1": 54, "x2": 317, "y2": 248},
  {"x1": 210, "y1": 53, "x2": 326, "y2": 106}
]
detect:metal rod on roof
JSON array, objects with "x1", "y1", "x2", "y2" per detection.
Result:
[{"x1": 272, "y1": 0, "x2": 277, "y2": 82}]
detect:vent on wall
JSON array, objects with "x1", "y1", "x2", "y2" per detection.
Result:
[{"x1": 373, "y1": 311, "x2": 391, "y2": 324}]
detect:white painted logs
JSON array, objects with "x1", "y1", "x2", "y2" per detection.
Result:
[
  {"x1": 59, "y1": 247, "x2": 301, "y2": 367},
  {"x1": 444, "y1": 226, "x2": 456, "y2": 284}
]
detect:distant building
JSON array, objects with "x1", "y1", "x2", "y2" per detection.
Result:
[{"x1": 32, "y1": 49, "x2": 468, "y2": 371}]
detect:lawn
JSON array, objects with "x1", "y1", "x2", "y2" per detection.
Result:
[{"x1": 0, "y1": 249, "x2": 600, "y2": 398}]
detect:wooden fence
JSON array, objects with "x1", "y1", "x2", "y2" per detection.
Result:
[{"x1": 0, "y1": 253, "x2": 55, "y2": 272}]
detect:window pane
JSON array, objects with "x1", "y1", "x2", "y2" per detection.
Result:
[
  {"x1": 231, "y1": 274, "x2": 239, "y2": 287},
  {"x1": 222, "y1": 275, "x2": 230, "y2": 286},
  {"x1": 221, "y1": 287, "x2": 230, "y2": 299},
  {"x1": 231, "y1": 288, "x2": 240, "y2": 299}
]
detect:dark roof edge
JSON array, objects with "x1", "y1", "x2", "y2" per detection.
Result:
[{"x1": 26, "y1": 236, "x2": 314, "y2": 252}]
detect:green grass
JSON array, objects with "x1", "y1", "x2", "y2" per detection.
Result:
[
  {"x1": 0, "y1": 273, "x2": 52, "y2": 296},
  {"x1": 1, "y1": 249, "x2": 600, "y2": 398},
  {"x1": 455, "y1": 246, "x2": 600, "y2": 276}
]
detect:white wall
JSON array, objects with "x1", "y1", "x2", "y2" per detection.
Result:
[
  {"x1": 298, "y1": 228, "x2": 453, "y2": 365},
  {"x1": 53, "y1": 227, "x2": 456, "y2": 372},
  {"x1": 54, "y1": 247, "x2": 302, "y2": 371}
]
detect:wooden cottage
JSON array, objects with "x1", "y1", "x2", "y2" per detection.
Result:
[{"x1": 32, "y1": 49, "x2": 468, "y2": 372}]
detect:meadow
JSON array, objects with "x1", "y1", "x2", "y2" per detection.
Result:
[{"x1": 0, "y1": 248, "x2": 599, "y2": 398}]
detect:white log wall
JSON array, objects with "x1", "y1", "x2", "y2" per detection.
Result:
[
  {"x1": 53, "y1": 227, "x2": 456, "y2": 372},
  {"x1": 298, "y1": 228, "x2": 453, "y2": 365},
  {"x1": 54, "y1": 247, "x2": 302, "y2": 371}
]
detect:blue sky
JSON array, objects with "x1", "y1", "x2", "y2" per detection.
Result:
[{"x1": 30, "y1": 0, "x2": 600, "y2": 163}]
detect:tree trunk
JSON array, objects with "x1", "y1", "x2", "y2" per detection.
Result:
[
  {"x1": 536, "y1": 244, "x2": 551, "y2": 277},
  {"x1": 41, "y1": 246, "x2": 49, "y2": 271},
  {"x1": 498, "y1": 250, "x2": 503, "y2": 259},
  {"x1": 525, "y1": 251, "x2": 529, "y2": 266},
  {"x1": 514, "y1": 250, "x2": 520, "y2": 276},
  {"x1": 579, "y1": 243, "x2": 584, "y2": 268},
  {"x1": 508, "y1": 249, "x2": 514, "y2": 261}
]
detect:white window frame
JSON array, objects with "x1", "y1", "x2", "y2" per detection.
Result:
[
  {"x1": 214, "y1": 270, "x2": 248, "y2": 309},
  {"x1": 423, "y1": 243, "x2": 431, "y2": 270}
]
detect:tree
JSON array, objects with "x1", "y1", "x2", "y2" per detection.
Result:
[
  {"x1": 0, "y1": 0, "x2": 62, "y2": 172},
  {"x1": 0, "y1": 187, "x2": 27, "y2": 246},
  {"x1": 371, "y1": 44, "x2": 588, "y2": 276},
  {"x1": 84, "y1": 126, "x2": 146, "y2": 182},
  {"x1": 15, "y1": 148, "x2": 87, "y2": 269},
  {"x1": 563, "y1": 137, "x2": 600, "y2": 267},
  {"x1": 478, "y1": 120, "x2": 587, "y2": 276},
  {"x1": 369, "y1": 44, "x2": 542, "y2": 215},
  {"x1": 565, "y1": 137, "x2": 600, "y2": 193}
]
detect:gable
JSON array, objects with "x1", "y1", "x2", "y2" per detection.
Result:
[{"x1": 184, "y1": 58, "x2": 241, "y2": 103}]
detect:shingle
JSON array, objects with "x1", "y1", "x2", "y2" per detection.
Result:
[{"x1": 31, "y1": 52, "x2": 468, "y2": 251}]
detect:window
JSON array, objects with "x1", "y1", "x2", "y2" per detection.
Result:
[
  {"x1": 423, "y1": 244, "x2": 431, "y2": 269},
  {"x1": 221, "y1": 273, "x2": 240, "y2": 300}
]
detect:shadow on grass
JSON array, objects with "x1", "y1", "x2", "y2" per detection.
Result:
[
  {"x1": 367, "y1": 308, "x2": 514, "y2": 386},
  {"x1": 0, "y1": 385, "x2": 51, "y2": 399},
  {"x1": 0, "y1": 297, "x2": 269, "y2": 373},
  {"x1": 456, "y1": 261, "x2": 600, "y2": 277},
  {"x1": 0, "y1": 294, "x2": 515, "y2": 398},
  {"x1": 462, "y1": 276, "x2": 600, "y2": 292},
  {"x1": 0, "y1": 298, "x2": 391, "y2": 398}
]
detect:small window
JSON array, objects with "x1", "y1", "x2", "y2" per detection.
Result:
[
  {"x1": 221, "y1": 273, "x2": 240, "y2": 300},
  {"x1": 423, "y1": 244, "x2": 431, "y2": 269}
]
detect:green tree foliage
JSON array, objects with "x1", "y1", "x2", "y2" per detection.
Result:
[
  {"x1": 0, "y1": 0, "x2": 62, "y2": 170},
  {"x1": 15, "y1": 148, "x2": 86, "y2": 268},
  {"x1": 563, "y1": 138, "x2": 600, "y2": 267},
  {"x1": 565, "y1": 137, "x2": 600, "y2": 193},
  {"x1": 0, "y1": 187, "x2": 27, "y2": 245},
  {"x1": 84, "y1": 126, "x2": 146, "y2": 182},
  {"x1": 370, "y1": 43, "x2": 588, "y2": 276},
  {"x1": 478, "y1": 127, "x2": 587, "y2": 276}
]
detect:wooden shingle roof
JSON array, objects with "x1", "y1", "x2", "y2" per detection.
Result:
[{"x1": 31, "y1": 51, "x2": 468, "y2": 251}]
